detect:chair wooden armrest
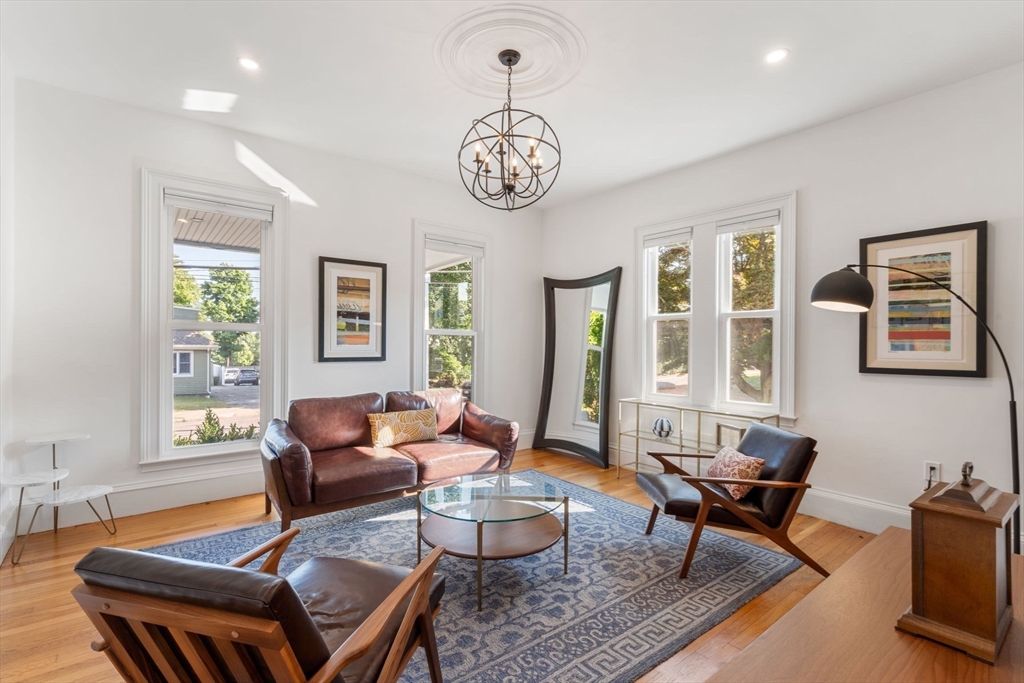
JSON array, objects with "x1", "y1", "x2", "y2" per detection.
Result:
[
  {"x1": 676, "y1": 475, "x2": 811, "y2": 490},
  {"x1": 228, "y1": 527, "x2": 300, "y2": 575},
  {"x1": 310, "y1": 546, "x2": 445, "y2": 683}
]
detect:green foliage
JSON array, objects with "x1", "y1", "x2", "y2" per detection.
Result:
[
  {"x1": 657, "y1": 244, "x2": 691, "y2": 313},
  {"x1": 173, "y1": 256, "x2": 201, "y2": 307},
  {"x1": 173, "y1": 409, "x2": 259, "y2": 447},
  {"x1": 729, "y1": 229, "x2": 776, "y2": 403},
  {"x1": 201, "y1": 266, "x2": 260, "y2": 367},
  {"x1": 425, "y1": 261, "x2": 474, "y2": 397},
  {"x1": 588, "y1": 311, "x2": 605, "y2": 347},
  {"x1": 581, "y1": 349, "x2": 601, "y2": 422}
]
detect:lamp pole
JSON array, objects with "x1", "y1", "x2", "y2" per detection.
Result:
[{"x1": 840, "y1": 263, "x2": 1020, "y2": 554}]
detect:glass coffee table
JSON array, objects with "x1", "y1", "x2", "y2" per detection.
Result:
[{"x1": 417, "y1": 473, "x2": 568, "y2": 611}]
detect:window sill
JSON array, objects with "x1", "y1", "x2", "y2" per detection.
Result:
[
  {"x1": 139, "y1": 444, "x2": 261, "y2": 472},
  {"x1": 572, "y1": 421, "x2": 599, "y2": 433}
]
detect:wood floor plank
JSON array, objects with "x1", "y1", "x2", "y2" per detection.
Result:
[{"x1": 0, "y1": 449, "x2": 874, "y2": 683}]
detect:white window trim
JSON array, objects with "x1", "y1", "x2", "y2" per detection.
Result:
[
  {"x1": 140, "y1": 168, "x2": 288, "y2": 465},
  {"x1": 634, "y1": 191, "x2": 797, "y2": 422},
  {"x1": 412, "y1": 220, "x2": 492, "y2": 407},
  {"x1": 172, "y1": 351, "x2": 194, "y2": 378}
]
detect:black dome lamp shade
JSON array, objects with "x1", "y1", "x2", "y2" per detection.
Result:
[{"x1": 810, "y1": 267, "x2": 875, "y2": 312}]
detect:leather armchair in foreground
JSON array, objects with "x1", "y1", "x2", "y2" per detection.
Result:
[
  {"x1": 261, "y1": 388, "x2": 519, "y2": 531},
  {"x1": 72, "y1": 528, "x2": 446, "y2": 683}
]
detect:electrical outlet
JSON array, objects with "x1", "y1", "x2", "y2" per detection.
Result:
[{"x1": 924, "y1": 461, "x2": 941, "y2": 489}]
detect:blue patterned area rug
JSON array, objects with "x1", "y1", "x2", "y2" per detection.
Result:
[{"x1": 146, "y1": 470, "x2": 800, "y2": 682}]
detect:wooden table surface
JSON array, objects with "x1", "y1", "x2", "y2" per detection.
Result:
[{"x1": 708, "y1": 526, "x2": 1022, "y2": 683}]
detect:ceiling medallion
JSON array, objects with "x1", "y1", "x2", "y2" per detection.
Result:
[
  {"x1": 458, "y1": 49, "x2": 561, "y2": 211},
  {"x1": 434, "y1": 3, "x2": 586, "y2": 100}
]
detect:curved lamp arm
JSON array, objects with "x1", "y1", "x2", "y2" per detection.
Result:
[{"x1": 848, "y1": 263, "x2": 1015, "y2": 403}]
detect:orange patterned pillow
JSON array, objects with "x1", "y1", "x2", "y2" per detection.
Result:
[{"x1": 707, "y1": 446, "x2": 765, "y2": 500}]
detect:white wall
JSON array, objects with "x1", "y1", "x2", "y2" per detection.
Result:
[
  {"x1": 541, "y1": 63, "x2": 1024, "y2": 533},
  {"x1": 0, "y1": 47, "x2": 16, "y2": 559},
  {"x1": 6, "y1": 79, "x2": 543, "y2": 533}
]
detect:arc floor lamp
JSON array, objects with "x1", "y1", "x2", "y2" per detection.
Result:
[{"x1": 811, "y1": 265, "x2": 1020, "y2": 555}]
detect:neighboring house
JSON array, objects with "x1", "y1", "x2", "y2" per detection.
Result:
[{"x1": 172, "y1": 306, "x2": 217, "y2": 396}]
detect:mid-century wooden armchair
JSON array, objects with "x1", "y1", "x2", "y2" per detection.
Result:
[
  {"x1": 638, "y1": 422, "x2": 829, "y2": 580},
  {"x1": 71, "y1": 527, "x2": 446, "y2": 683}
]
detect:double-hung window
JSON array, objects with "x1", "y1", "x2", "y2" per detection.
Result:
[
  {"x1": 637, "y1": 193, "x2": 795, "y2": 419},
  {"x1": 141, "y1": 170, "x2": 285, "y2": 463},
  {"x1": 421, "y1": 236, "x2": 484, "y2": 402}
]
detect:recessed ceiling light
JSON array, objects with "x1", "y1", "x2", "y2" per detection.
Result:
[
  {"x1": 238, "y1": 57, "x2": 260, "y2": 71},
  {"x1": 182, "y1": 89, "x2": 238, "y2": 113},
  {"x1": 764, "y1": 48, "x2": 790, "y2": 64}
]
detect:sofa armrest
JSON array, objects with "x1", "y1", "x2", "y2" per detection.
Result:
[
  {"x1": 462, "y1": 402, "x2": 519, "y2": 469},
  {"x1": 261, "y1": 418, "x2": 314, "y2": 506}
]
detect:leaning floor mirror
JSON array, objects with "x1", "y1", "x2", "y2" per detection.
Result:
[{"x1": 534, "y1": 267, "x2": 622, "y2": 468}]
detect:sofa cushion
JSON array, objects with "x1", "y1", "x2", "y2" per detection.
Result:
[
  {"x1": 636, "y1": 472, "x2": 770, "y2": 528},
  {"x1": 367, "y1": 409, "x2": 438, "y2": 448},
  {"x1": 394, "y1": 434, "x2": 500, "y2": 483},
  {"x1": 289, "y1": 393, "x2": 384, "y2": 452},
  {"x1": 386, "y1": 389, "x2": 463, "y2": 434},
  {"x1": 288, "y1": 557, "x2": 445, "y2": 683},
  {"x1": 75, "y1": 547, "x2": 331, "y2": 681},
  {"x1": 311, "y1": 446, "x2": 418, "y2": 505}
]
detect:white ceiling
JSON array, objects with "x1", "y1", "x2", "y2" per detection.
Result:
[{"x1": 2, "y1": 1, "x2": 1022, "y2": 207}]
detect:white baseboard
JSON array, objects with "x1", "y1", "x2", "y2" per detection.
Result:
[
  {"x1": 1, "y1": 463, "x2": 264, "y2": 546},
  {"x1": 798, "y1": 487, "x2": 911, "y2": 534},
  {"x1": 516, "y1": 429, "x2": 535, "y2": 450}
]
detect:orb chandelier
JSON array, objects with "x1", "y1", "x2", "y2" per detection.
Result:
[{"x1": 458, "y1": 49, "x2": 562, "y2": 211}]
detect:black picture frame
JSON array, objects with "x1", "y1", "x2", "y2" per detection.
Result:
[
  {"x1": 533, "y1": 266, "x2": 622, "y2": 469},
  {"x1": 858, "y1": 221, "x2": 987, "y2": 377},
  {"x1": 318, "y1": 256, "x2": 387, "y2": 362}
]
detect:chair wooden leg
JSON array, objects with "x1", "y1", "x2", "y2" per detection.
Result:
[
  {"x1": 770, "y1": 529, "x2": 830, "y2": 578},
  {"x1": 264, "y1": 491, "x2": 271, "y2": 515},
  {"x1": 280, "y1": 512, "x2": 291, "y2": 533},
  {"x1": 419, "y1": 610, "x2": 443, "y2": 683},
  {"x1": 679, "y1": 501, "x2": 711, "y2": 579},
  {"x1": 645, "y1": 506, "x2": 659, "y2": 535}
]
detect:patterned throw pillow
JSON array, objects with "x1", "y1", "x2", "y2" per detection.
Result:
[
  {"x1": 367, "y1": 409, "x2": 438, "y2": 448},
  {"x1": 707, "y1": 446, "x2": 766, "y2": 500}
]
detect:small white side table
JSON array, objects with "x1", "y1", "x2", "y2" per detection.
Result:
[{"x1": 9, "y1": 432, "x2": 116, "y2": 566}]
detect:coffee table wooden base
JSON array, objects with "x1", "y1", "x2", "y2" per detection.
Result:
[{"x1": 419, "y1": 509, "x2": 568, "y2": 611}]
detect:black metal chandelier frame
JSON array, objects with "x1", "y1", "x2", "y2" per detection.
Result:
[{"x1": 458, "y1": 50, "x2": 562, "y2": 211}]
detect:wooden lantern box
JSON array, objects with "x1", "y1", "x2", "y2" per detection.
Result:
[{"x1": 896, "y1": 475, "x2": 1019, "y2": 663}]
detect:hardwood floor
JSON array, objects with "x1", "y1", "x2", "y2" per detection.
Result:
[{"x1": 0, "y1": 449, "x2": 874, "y2": 682}]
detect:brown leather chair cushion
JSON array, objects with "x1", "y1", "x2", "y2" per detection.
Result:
[
  {"x1": 386, "y1": 389, "x2": 463, "y2": 434},
  {"x1": 262, "y1": 418, "x2": 314, "y2": 506},
  {"x1": 289, "y1": 394, "x2": 384, "y2": 452},
  {"x1": 636, "y1": 472, "x2": 770, "y2": 528},
  {"x1": 311, "y1": 447, "x2": 418, "y2": 505},
  {"x1": 736, "y1": 423, "x2": 817, "y2": 527},
  {"x1": 394, "y1": 435, "x2": 500, "y2": 483},
  {"x1": 74, "y1": 547, "x2": 331, "y2": 681},
  {"x1": 288, "y1": 557, "x2": 445, "y2": 683}
]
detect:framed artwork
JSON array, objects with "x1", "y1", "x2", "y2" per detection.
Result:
[
  {"x1": 859, "y1": 221, "x2": 986, "y2": 377},
  {"x1": 318, "y1": 257, "x2": 386, "y2": 362}
]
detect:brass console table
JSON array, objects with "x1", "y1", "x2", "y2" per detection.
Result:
[{"x1": 616, "y1": 398, "x2": 780, "y2": 478}]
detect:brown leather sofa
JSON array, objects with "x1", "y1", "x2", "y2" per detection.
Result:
[{"x1": 261, "y1": 388, "x2": 520, "y2": 531}]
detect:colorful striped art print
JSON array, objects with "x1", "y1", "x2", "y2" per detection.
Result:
[{"x1": 886, "y1": 252, "x2": 952, "y2": 352}]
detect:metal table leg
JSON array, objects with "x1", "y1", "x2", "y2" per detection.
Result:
[
  {"x1": 11, "y1": 503, "x2": 44, "y2": 566},
  {"x1": 476, "y1": 520, "x2": 483, "y2": 612},
  {"x1": 416, "y1": 496, "x2": 422, "y2": 563},
  {"x1": 563, "y1": 496, "x2": 569, "y2": 574},
  {"x1": 85, "y1": 495, "x2": 117, "y2": 535}
]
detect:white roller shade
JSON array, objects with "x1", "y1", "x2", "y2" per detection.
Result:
[
  {"x1": 643, "y1": 226, "x2": 693, "y2": 249},
  {"x1": 164, "y1": 190, "x2": 274, "y2": 221},
  {"x1": 716, "y1": 209, "x2": 780, "y2": 234}
]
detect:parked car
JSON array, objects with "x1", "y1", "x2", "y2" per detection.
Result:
[
  {"x1": 223, "y1": 368, "x2": 240, "y2": 385},
  {"x1": 236, "y1": 369, "x2": 260, "y2": 386}
]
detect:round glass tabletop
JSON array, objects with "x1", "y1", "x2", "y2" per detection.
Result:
[{"x1": 420, "y1": 473, "x2": 565, "y2": 523}]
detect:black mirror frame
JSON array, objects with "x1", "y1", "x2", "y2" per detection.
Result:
[{"x1": 533, "y1": 266, "x2": 622, "y2": 469}]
